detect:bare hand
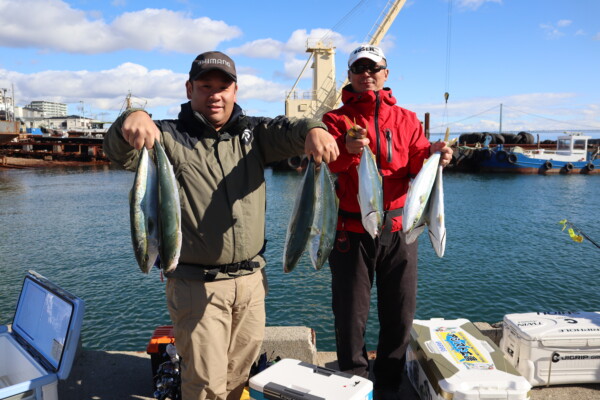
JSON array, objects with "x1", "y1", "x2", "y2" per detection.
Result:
[
  {"x1": 345, "y1": 127, "x2": 370, "y2": 154},
  {"x1": 305, "y1": 128, "x2": 339, "y2": 164},
  {"x1": 430, "y1": 141, "x2": 453, "y2": 168},
  {"x1": 121, "y1": 111, "x2": 161, "y2": 150}
]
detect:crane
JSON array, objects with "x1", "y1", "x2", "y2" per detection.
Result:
[
  {"x1": 285, "y1": 0, "x2": 407, "y2": 120},
  {"x1": 332, "y1": 0, "x2": 406, "y2": 108}
]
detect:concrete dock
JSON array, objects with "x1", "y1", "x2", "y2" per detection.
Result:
[{"x1": 57, "y1": 324, "x2": 600, "y2": 400}]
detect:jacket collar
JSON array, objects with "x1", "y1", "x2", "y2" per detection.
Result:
[
  {"x1": 341, "y1": 84, "x2": 397, "y2": 110},
  {"x1": 179, "y1": 102, "x2": 245, "y2": 136}
]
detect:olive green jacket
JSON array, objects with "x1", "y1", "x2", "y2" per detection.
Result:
[{"x1": 104, "y1": 102, "x2": 326, "y2": 280}]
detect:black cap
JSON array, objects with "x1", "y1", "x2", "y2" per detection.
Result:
[{"x1": 189, "y1": 51, "x2": 237, "y2": 82}]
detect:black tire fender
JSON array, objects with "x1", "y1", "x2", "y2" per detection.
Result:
[
  {"x1": 585, "y1": 163, "x2": 595, "y2": 171},
  {"x1": 564, "y1": 162, "x2": 574, "y2": 171},
  {"x1": 507, "y1": 153, "x2": 517, "y2": 164},
  {"x1": 543, "y1": 161, "x2": 553, "y2": 170},
  {"x1": 496, "y1": 150, "x2": 508, "y2": 162}
]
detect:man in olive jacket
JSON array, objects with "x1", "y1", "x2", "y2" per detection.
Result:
[{"x1": 104, "y1": 51, "x2": 338, "y2": 400}]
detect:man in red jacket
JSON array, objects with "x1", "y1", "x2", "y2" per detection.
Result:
[{"x1": 323, "y1": 45, "x2": 452, "y2": 400}]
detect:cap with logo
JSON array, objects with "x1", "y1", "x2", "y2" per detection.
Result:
[
  {"x1": 189, "y1": 51, "x2": 237, "y2": 82},
  {"x1": 348, "y1": 45, "x2": 386, "y2": 67}
]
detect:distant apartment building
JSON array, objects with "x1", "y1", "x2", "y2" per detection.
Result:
[{"x1": 28, "y1": 101, "x2": 68, "y2": 118}]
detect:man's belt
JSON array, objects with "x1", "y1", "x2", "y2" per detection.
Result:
[
  {"x1": 201, "y1": 260, "x2": 260, "y2": 282},
  {"x1": 338, "y1": 207, "x2": 403, "y2": 246}
]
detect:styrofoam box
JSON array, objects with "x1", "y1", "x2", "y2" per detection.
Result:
[
  {"x1": 249, "y1": 358, "x2": 373, "y2": 400},
  {"x1": 0, "y1": 271, "x2": 84, "y2": 400},
  {"x1": 407, "y1": 318, "x2": 531, "y2": 400},
  {"x1": 500, "y1": 311, "x2": 600, "y2": 386}
]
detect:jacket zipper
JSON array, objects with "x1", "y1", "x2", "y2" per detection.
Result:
[
  {"x1": 386, "y1": 129, "x2": 392, "y2": 163},
  {"x1": 374, "y1": 92, "x2": 381, "y2": 170}
]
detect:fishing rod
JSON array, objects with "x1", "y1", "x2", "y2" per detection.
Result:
[{"x1": 558, "y1": 219, "x2": 600, "y2": 249}]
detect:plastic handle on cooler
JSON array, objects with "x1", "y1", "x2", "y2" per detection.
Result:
[{"x1": 425, "y1": 341, "x2": 441, "y2": 354}]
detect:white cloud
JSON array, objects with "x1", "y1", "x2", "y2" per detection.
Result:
[
  {"x1": 540, "y1": 23, "x2": 564, "y2": 39},
  {"x1": 455, "y1": 0, "x2": 502, "y2": 11},
  {"x1": 556, "y1": 20, "x2": 572, "y2": 28},
  {"x1": 0, "y1": 63, "x2": 185, "y2": 112},
  {"x1": 409, "y1": 92, "x2": 600, "y2": 132},
  {"x1": 237, "y1": 74, "x2": 289, "y2": 102},
  {"x1": 0, "y1": 62, "x2": 294, "y2": 116},
  {"x1": 0, "y1": 0, "x2": 241, "y2": 54},
  {"x1": 593, "y1": 32, "x2": 600, "y2": 41},
  {"x1": 226, "y1": 38, "x2": 285, "y2": 59}
]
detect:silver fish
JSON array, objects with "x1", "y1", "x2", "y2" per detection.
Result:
[
  {"x1": 426, "y1": 165, "x2": 446, "y2": 257},
  {"x1": 358, "y1": 146, "x2": 384, "y2": 238},
  {"x1": 283, "y1": 158, "x2": 316, "y2": 273},
  {"x1": 308, "y1": 163, "x2": 339, "y2": 270},
  {"x1": 129, "y1": 147, "x2": 160, "y2": 273},
  {"x1": 155, "y1": 141, "x2": 182, "y2": 273},
  {"x1": 403, "y1": 152, "x2": 440, "y2": 242}
]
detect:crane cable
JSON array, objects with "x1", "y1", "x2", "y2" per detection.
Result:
[
  {"x1": 320, "y1": 0, "x2": 369, "y2": 43},
  {"x1": 443, "y1": 0, "x2": 453, "y2": 128}
]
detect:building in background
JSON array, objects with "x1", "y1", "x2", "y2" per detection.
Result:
[{"x1": 27, "y1": 101, "x2": 68, "y2": 118}]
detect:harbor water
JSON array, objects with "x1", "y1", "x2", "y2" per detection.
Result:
[{"x1": 0, "y1": 165, "x2": 599, "y2": 352}]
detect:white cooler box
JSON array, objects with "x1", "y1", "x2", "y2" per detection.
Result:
[
  {"x1": 0, "y1": 271, "x2": 84, "y2": 400},
  {"x1": 500, "y1": 311, "x2": 600, "y2": 386},
  {"x1": 407, "y1": 318, "x2": 531, "y2": 400},
  {"x1": 249, "y1": 358, "x2": 373, "y2": 400}
]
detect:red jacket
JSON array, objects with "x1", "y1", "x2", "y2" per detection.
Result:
[{"x1": 323, "y1": 86, "x2": 431, "y2": 233}]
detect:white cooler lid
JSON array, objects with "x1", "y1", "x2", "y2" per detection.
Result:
[
  {"x1": 504, "y1": 312, "x2": 600, "y2": 345},
  {"x1": 11, "y1": 270, "x2": 85, "y2": 380}
]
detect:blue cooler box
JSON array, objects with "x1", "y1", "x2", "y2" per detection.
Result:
[
  {"x1": 0, "y1": 271, "x2": 84, "y2": 400},
  {"x1": 249, "y1": 358, "x2": 373, "y2": 400}
]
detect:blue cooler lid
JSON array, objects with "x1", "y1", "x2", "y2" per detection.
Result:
[{"x1": 11, "y1": 270, "x2": 85, "y2": 380}]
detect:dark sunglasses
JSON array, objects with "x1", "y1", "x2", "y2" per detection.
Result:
[{"x1": 349, "y1": 64, "x2": 387, "y2": 74}]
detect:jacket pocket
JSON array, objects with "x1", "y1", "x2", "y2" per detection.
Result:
[{"x1": 385, "y1": 129, "x2": 393, "y2": 163}]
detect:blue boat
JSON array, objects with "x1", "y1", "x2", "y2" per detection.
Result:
[{"x1": 477, "y1": 132, "x2": 600, "y2": 174}]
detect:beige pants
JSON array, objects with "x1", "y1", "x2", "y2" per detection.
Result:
[{"x1": 166, "y1": 270, "x2": 267, "y2": 400}]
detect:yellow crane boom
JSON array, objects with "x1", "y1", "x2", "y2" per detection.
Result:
[
  {"x1": 334, "y1": 0, "x2": 407, "y2": 105},
  {"x1": 285, "y1": 0, "x2": 406, "y2": 120}
]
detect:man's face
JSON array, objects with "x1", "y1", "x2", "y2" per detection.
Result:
[
  {"x1": 186, "y1": 70, "x2": 237, "y2": 130},
  {"x1": 348, "y1": 59, "x2": 389, "y2": 93}
]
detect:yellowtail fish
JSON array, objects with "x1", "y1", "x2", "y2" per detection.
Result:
[
  {"x1": 129, "y1": 147, "x2": 160, "y2": 273},
  {"x1": 155, "y1": 141, "x2": 182, "y2": 273},
  {"x1": 343, "y1": 115, "x2": 384, "y2": 239},
  {"x1": 283, "y1": 158, "x2": 316, "y2": 273},
  {"x1": 403, "y1": 152, "x2": 440, "y2": 243},
  {"x1": 308, "y1": 163, "x2": 339, "y2": 270},
  {"x1": 426, "y1": 165, "x2": 446, "y2": 257},
  {"x1": 358, "y1": 146, "x2": 384, "y2": 239}
]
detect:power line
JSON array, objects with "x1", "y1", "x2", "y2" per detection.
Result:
[
  {"x1": 502, "y1": 104, "x2": 600, "y2": 130},
  {"x1": 431, "y1": 104, "x2": 501, "y2": 132}
]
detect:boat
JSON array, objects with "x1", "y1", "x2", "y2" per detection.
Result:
[
  {"x1": 476, "y1": 132, "x2": 600, "y2": 174},
  {"x1": 0, "y1": 120, "x2": 20, "y2": 144}
]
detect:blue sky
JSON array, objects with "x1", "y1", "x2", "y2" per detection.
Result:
[{"x1": 0, "y1": 0, "x2": 598, "y2": 135}]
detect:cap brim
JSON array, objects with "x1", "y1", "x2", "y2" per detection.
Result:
[
  {"x1": 349, "y1": 54, "x2": 384, "y2": 67},
  {"x1": 191, "y1": 68, "x2": 237, "y2": 82}
]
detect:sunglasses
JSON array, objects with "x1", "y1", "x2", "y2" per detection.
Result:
[{"x1": 349, "y1": 64, "x2": 387, "y2": 74}]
